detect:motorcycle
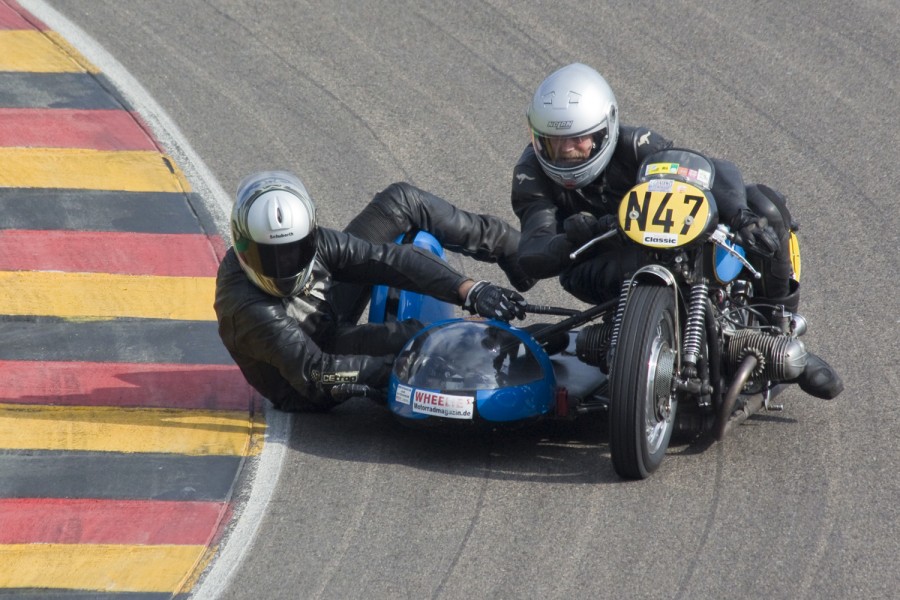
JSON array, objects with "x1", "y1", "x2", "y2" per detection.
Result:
[{"x1": 369, "y1": 148, "x2": 810, "y2": 480}]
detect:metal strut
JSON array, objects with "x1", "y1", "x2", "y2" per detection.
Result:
[
  {"x1": 682, "y1": 282, "x2": 709, "y2": 371},
  {"x1": 605, "y1": 279, "x2": 633, "y2": 369}
]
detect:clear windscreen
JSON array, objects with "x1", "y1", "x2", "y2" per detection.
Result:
[{"x1": 394, "y1": 321, "x2": 543, "y2": 391}]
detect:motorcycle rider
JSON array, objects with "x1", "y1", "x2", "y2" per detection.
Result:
[
  {"x1": 215, "y1": 171, "x2": 528, "y2": 412},
  {"x1": 510, "y1": 62, "x2": 842, "y2": 399}
]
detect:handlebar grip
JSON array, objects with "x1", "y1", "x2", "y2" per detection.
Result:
[{"x1": 524, "y1": 304, "x2": 581, "y2": 317}]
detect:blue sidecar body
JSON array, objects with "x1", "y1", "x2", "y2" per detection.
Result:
[{"x1": 369, "y1": 231, "x2": 607, "y2": 426}]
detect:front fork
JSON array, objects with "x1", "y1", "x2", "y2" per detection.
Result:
[{"x1": 609, "y1": 267, "x2": 714, "y2": 409}]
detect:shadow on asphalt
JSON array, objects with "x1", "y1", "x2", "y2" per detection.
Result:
[{"x1": 276, "y1": 398, "x2": 767, "y2": 485}]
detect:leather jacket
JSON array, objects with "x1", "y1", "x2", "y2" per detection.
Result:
[
  {"x1": 214, "y1": 227, "x2": 467, "y2": 410},
  {"x1": 511, "y1": 125, "x2": 750, "y2": 279}
]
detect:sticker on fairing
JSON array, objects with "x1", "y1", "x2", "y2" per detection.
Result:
[
  {"x1": 646, "y1": 163, "x2": 711, "y2": 188},
  {"x1": 642, "y1": 232, "x2": 679, "y2": 246},
  {"x1": 645, "y1": 162, "x2": 679, "y2": 176},
  {"x1": 648, "y1": 178, "x2": 674, "y2": 192},
  {"x1": 395, "y1": 384, "x2": 412, "y2": 405},
  {"x1": 412, "y1": 388, "x2": 475, "y2": 419}
]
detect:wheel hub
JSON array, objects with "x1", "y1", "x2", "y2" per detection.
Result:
[{"x1": 653, "y1": 345, "x2": 677, "y2": 420}]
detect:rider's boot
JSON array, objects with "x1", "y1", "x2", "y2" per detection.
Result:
[
  {"x1": 795, "y1": 352, "x2": 844, "y2": 399},
  {"x1": 756, "y1": 282, "x2": 844, "y2": 400}
]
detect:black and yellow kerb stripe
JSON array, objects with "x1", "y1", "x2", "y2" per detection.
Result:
[{"x1": 0, "y1": 1, "x2": 262, "y2": 596}]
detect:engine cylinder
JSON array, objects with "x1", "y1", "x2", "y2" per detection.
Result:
[
  {"x1": 725, "y1": 330, "x2": 807, "y2": 381},
  {"x1": 576, "y1": 322, "x2": 613, "y2": 367}
]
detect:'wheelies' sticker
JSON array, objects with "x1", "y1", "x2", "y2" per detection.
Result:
[{"x1": 411, "y1": 388, "x2": 474, "y2": 419}]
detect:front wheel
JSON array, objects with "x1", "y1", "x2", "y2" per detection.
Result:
[{"x1": 609, "y1": 284, "x2": 679, "y2": 479}]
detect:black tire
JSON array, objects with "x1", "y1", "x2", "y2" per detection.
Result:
[{"x1": 609, "y1": 284, "x2": 679, "y2": 479}]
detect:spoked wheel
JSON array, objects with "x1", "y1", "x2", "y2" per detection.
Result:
[{"x1": 609, "y1": 284, "x2": 679, "y2": 479}]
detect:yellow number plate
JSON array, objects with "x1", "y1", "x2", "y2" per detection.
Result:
[{"x1": 618, "y1": 180, "x2": 713, "y2": 248}]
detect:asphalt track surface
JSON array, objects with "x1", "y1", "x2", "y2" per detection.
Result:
[{"x1": 12, "y1": 1, "x2": 900, "y2": 599}]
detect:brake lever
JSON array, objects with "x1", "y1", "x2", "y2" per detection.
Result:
[{"x1": 710, "y1": 226, "x2": 762, "y2": 279}]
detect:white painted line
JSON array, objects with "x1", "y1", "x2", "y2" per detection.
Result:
[{"x1": 18, "y1": 2, "x2": 291, "y2": 598}]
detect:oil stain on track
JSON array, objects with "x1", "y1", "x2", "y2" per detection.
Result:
[{"x1": 0, "y1": 1, "x2": 262, "y2": 597}]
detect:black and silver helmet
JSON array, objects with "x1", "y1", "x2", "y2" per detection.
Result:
[
  {"x1": 231, "y1": 171, "x2": 318, "y2": 298},
  {"x1": 527, "y1": 63, "x2": 619, "y2": 190}
]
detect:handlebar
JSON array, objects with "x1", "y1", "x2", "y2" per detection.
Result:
[
  {"x1": 568, "y1": 229, "x2": 618, "y2": 261},
  {"x1": 523, "y1": 304, "x2": 581, "y2": 317},
  {"x1": 528, "y1": 298, "x2": 618, "y2": 345}
]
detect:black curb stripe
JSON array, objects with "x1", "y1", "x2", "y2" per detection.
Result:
[
  {"x1": 0, "y1": 189, "x2": 205, "y2": 233},
  {"x1": 0, "y1": 72, "x2": 129, "y2": 110},
  {"x1": 0, "y1": 452, "x2": 241, "y2": 501},
  {"x1": 0, "y1": 318, "x2": 231, "y2": 365}
]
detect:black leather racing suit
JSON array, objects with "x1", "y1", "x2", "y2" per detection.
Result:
[
  {"x1": 511, "y1": 125, "x2": 798, "y2": 306},
  {"x1": 215, "y1": 182, "x2": 526, "y2": 412}
]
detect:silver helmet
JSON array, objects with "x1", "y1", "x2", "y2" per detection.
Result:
[
  {"x1": 231, "y1": 171, "x2": 318, "y2": 297},
  {"x1": 526, "y1": 63, "x2": 619, "y2": 190}
]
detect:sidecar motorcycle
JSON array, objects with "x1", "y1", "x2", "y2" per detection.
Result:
[{"x1": 370, "y1": 149, "x2": 811, "y2": 480}]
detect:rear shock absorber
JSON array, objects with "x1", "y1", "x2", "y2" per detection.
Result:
[{"x1": 682, "y1": 281, "x2": 709, "y2": 376}]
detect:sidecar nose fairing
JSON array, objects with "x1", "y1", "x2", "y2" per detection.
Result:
[{"x1": 388, "y1": 319, "x2": 556, "y2": 424}]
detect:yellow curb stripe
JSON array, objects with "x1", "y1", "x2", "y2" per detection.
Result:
[
  {"x1": 0, "y1": 403, "x2": 265, "y2": 456},
  {"x1": 0, "y1": 543, "x2": 205, "y2": 592},
  {"x1": 0, "y1": 148, "x2": 189, "y2": 192},
  {"x1": 0, "y1": 271, "x2": 215, "y2": 321},
  {"x1": 0, "y1": 30, "x2": 99, "y2": 73}
]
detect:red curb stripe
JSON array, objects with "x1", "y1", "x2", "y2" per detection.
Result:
[
  {"x1": 0, "y1": 361, "x2": 253, "y2": 411},
  {"x1": 0, "y1": 498, "x2": 229, "y2": 545},
  {"x1": 0, "y1": 108, "x2": 158, "y2": 151},
  {"x1": 0, "y1": 1, "x2": 46, "y2": 30},
  {"x1": 0, "y1": 230, "x2": 221, "y2": 276}
]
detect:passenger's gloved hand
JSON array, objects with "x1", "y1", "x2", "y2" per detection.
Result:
[
  {"x1": 463, "y1": 280, "x2": 526, "y2": 321},
  {"x1": 731, "y1": 209, "x2": 779, "y2": 257},
  {"x1": 563, "y1": 212, "x2": 618, "y2": 247}
]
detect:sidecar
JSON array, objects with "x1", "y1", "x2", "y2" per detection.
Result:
[
  {"x1": 387, "y1": 318, "x2": 608, "y2": 426},
  {"x1": 369, "y1": 231, "x2": 607, "y2": 427}
]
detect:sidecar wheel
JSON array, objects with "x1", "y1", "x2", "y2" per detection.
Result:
[{"x1": 609, "y1": 284, "x2": 678, "y2": 479}]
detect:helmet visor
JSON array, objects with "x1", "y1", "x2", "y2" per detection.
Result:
[
  {"x1": 532, "y1": 127, "x2": 608, "y2": 170},
  {"x1": 238, "y1": 229, "x2": 318, "y2": 280}
]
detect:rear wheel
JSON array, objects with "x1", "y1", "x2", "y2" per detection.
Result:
[{"x1": 609, "y1": 284, "x2": 679, "y2": 479}]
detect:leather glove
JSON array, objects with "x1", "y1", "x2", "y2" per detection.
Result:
[
  {"x1": 563, "y1": 212, "x2": 618, "y2": 247},
  {"x1": 329, "y1": 383, "x2": 385, "y2": 404},
  {"x1": 463, "y1": 281, "x2": 527, "y2": 321},
  {"x1": 731, "y1": 209, "x2": 779, "y2": 257}
]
